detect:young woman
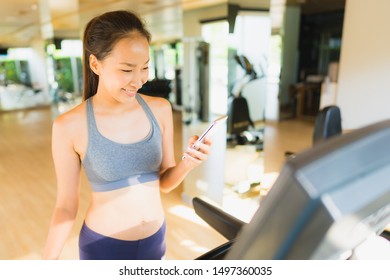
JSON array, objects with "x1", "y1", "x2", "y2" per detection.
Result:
[{"x1": 43, "y1": 10, "x2": 212, "y2": 260}]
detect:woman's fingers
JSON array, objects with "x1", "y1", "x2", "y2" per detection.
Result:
[{"x1": 182, "y1": 136, "x2": 212, "y2": 165}]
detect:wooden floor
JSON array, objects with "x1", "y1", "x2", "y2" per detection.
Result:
[{"x1": 0, "y1": 104, "x2": 315, "y2": 260}]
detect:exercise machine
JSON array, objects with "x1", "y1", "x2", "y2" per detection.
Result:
[
  {"x1": 193, "y1": 119, "x2": 390, "y2": 259},
  {"x1": 285, "y1": 105, "x2": 342, "y2": 159},
  {"x1": 227, "y1": 54, "x2": 266, "y2": 150}
]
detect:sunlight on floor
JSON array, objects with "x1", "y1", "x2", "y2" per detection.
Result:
[
  {"x1": 178, "y1": 239, "x2": 211, "y2": 254},
  {"x1": 164, "y1": 198, "x2": 227, "y2": 260},
  {"x1": 167, "y1": 204, "x2": 211, "y2": 227}
]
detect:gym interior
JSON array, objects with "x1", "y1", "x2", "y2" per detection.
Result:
[{"x1": 0, "y1": 0, "x2": 390, "y2": 260}]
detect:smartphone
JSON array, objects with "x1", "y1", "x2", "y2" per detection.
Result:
[{"x1": 192, "y1": 115, "x2": 228, "y2": 149}]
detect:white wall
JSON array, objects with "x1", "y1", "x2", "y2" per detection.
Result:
[
  {"x1": 30, "y1": 39, "x2": 50, "y2": 100},
  {"x1": 336, "y1": 0, "x2": 390, "y2": 129}
]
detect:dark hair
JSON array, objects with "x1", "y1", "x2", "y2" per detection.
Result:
[{"x1": 82, "y1": 10, "x2": 151, "y2": 100}]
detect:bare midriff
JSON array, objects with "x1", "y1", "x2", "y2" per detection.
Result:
[{"x1": 84, "y1": 180, "x2": 165, "y2": 240}]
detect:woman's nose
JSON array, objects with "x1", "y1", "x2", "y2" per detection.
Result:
[
  {"x1": 130, "y1": 80, "x2": 143, "y2": 89},
  {"x1": 130, "y1": 72, "x2": 145, "y2": 88}
]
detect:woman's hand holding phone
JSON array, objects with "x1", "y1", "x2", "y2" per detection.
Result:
[{"x1": 182, "y1": 115, "x2": 228, "y2": 162}]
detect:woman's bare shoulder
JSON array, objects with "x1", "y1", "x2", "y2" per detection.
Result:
[
  {"x1": 53, "y1": 101, "x2": 87, "y2": 134},
  {"x1": 139, "y1": 94, "x2": 172, "y2": 113},
  {"x1": 139, "y1": 94, "x2": 173, "y2": 131}
]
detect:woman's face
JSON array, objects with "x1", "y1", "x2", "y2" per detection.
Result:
[{"x1": 95, "y1": 34, "x2": 150, "y2": 101}]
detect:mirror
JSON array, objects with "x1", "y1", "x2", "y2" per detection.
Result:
[{"x1": 180, "y1": 1, "x2": 272, "y2": 208}]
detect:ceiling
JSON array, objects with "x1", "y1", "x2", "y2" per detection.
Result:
[
  {"x1": 0, "y1": 0, "x2": 228, "y2": 48},
  {"x1": 287, "y1": 0, "x2": 345, "y2": 15},
  {"x1": 0, "y1": 0, "x2": 345, "y2": 49}
]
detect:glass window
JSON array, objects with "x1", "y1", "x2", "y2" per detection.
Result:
[{"x1": 202, "y1": 20, "x2": 229, "y2": 116}]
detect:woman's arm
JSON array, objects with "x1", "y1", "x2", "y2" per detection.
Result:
[
  {"x1": 156, "y1": 98, "x2": 211, "y2": 193},
  {"x1": 159, "y1": 137, "x2": 211, "y2": 193},
  {"x1": 42, "y1": 116, "x2": 81, "y2": 259}
]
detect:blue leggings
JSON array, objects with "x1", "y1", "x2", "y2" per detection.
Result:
[{"x1": 79, "y1": 221, "x2": 166, "y2": 260}]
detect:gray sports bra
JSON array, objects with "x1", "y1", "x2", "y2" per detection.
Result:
[{"x1": 82, "y1": 94, "x2": 162, "y2": 192}]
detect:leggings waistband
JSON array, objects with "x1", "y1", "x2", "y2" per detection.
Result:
[{"x1": 79, "y1": 221, "x2": 166, "y2": 260}]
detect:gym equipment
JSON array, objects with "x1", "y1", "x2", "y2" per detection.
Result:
[
  {"x1": 285, "y1": 105, "x2": 342, "y2": 159},
  {"x1": 139, "y1": 78, "x2": 172, "y2": 99},
  {"x1": 227, "y1": 55, "x2": 266, "y2": 150},
  {"x1": 193, "y1": 119, "x2": 390, "y2": 259},
  {"x1": 312, "y1": 105, "x2": 342, "y2": 144}
]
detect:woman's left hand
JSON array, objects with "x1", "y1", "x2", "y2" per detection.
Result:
[{"x1": 182, "y1": 135, "x2": 212, "y2": 167}]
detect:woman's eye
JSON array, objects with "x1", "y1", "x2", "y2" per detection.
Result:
[
  {"x1": 122, "y1": 69, "x2": 132, "y2": 73},
  {"x1": 142, "y1": 67, "x2": 149, "y2": 71}
]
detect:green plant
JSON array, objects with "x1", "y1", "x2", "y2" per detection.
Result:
[
  {"x1": 54, "y1": 57, "x2": 74, "y2": 92},
  {"x1": 4, "y1": 60, "x2": 19, "y2": 83}
]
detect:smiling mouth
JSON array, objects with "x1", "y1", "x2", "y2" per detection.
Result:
[{"x1": 122, "y1": 88, "x2": 137, "y2": 95}]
